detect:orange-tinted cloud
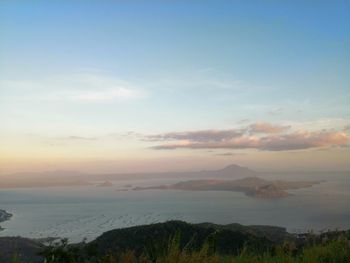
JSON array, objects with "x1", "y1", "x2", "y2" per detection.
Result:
[
  {"x1": 146, "y1": 122, "x2": 290, "y2": 143},
  {"x1": 258, "y1": 131, "x2": 349, "y2": 151},
  {"x1": 146, "y1": 129, "x2": 244, "y2": 142},
  {"x1": 150, "y1": 127, "x2": 349, "y2": 151}
]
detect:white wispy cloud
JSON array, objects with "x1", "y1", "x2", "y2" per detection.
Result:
[
  {"x1": 0, "y1": 72, "x2": 146, "y2": 103},
  {"x1": 149, "y1": 69, "x2": 267, "y2": 94},
  {"x1": 69, "y1": 87, "x2": 141, "y2": 102}
]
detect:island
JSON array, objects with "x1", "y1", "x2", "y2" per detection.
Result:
[{"x1": 133, "y1": 177, "x2": 321, "y2": 198}]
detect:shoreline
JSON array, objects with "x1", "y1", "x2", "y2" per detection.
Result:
[{"x1": 0, "y1": 209, "x2": 13, "y2": 231}]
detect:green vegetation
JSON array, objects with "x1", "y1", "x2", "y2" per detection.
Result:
[
  {"x1": 36, "y1": 233, "x2": 350, "y2": 263},
  {"x1": 1, "y1": 221, "x2": 349, "y2": 263}
]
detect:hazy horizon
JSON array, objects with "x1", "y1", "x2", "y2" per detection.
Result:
[{"x1": 1, "y1": 162, "x2": 350, "y2": 178}]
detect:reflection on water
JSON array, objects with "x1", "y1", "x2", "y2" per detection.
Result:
[{"x1": 0, "y1": 173, "x2": 349, "y2": 243}]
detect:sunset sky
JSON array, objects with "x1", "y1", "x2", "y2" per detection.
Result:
[{"x1": 0, "y1": 1, "x2": 349, "y2": 174}]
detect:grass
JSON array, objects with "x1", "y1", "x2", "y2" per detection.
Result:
[
  {"x1": 4, "y1": 232, "x2": 350, "y2": 263},
  {"x1": 36, "y1": 234, "x2": 350, "y2": 263}
]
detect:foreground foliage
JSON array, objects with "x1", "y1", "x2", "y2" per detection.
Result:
[
  {"x1": 35, "y1": 233, "x2": 350, "y2": 263},
  {"x1": 2, "y1": 221, "x2": 349, "y2": 263}
]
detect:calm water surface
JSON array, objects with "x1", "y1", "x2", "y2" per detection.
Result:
[{"x1": 0, "y1": 173, "x2": 349, "y2": 242}]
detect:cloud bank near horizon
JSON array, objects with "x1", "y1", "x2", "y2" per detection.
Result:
[{"x1": 147, "y1": 123, "x2": 350, "y2": 152}]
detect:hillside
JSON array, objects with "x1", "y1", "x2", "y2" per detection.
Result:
[
  {"x1": 90, "y1": 220, "x2": 275, "y2": 257},
  {"x1": 0, "y1": 221, "x2": 349, "y2": 263},
  {"x1": 0, "y1": 237, "x2": 43, "y2": 263},
  {"x1": 0, "y1": 220, "x2": 287, "y2": 262}
]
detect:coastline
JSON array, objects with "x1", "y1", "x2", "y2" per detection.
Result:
[{"x1": 0, "y1": 209, "x2": 12, "y2": 231}]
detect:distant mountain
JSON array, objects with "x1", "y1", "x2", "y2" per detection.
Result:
[
  {"x1": 0, "y1": 170, "x2": 89, "y2": 189},
  {"x1": 1, "y1": 170, "x2": 82, "y2": 178},
  {"x1": 98, "y1": 164, "x2": 259, "y2": 180},
  {"x1": 213, "y1": 164, "x2": 258, "y2": 178}
]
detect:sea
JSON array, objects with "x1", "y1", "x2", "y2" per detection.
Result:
[{"x1": 0, "y1": 172, "x2": 349, "y2": 243}]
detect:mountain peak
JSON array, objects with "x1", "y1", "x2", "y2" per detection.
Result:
[{"x1": 216, "y1": 164, "x2": 257, "y2": 177}]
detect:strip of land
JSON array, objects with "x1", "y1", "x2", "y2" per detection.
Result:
[{"x1": 134, "y1": 177, "x2": 321, "y2": 198}]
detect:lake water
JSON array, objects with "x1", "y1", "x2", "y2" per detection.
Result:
[{"x1": 0, "y1": 173, "x2": 349, "y2": 243}]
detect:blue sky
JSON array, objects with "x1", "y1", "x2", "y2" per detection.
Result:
[{"x1": 0, "y1": 1, "x2": 349, "y2": 173}]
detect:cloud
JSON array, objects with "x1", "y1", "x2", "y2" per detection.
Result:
[
  {"x1": 42, "y1": 135, "x2": 98, "y2": 146},
  {"x1": 258, "y1": 131, "x2": 349, "y2": 151},
  {"x1": 151, "y1": 136, "x2": 260, "y2": 150},
  {"x1": 146, "y1": 122, "x2": 289, "y2": 142},
  {"x1": 149, "y1": 124, "x2": 350, "y2": 151},
  {"x1": 147, "y1": 122, "x2": 290, "y2": 142},
  {"x1": 249, "y1": 122, "x2": 290, "y2": 134},
  {"x1": 0, "y1": 72, "x2": 146, "y2": 103},
  {"x1": 151, "y1": 70, "x2": 269, "y2": 96},
  {"x1": 268, "y1": 107, "x2": 283, "y2": 115},
  {"x1": 69, "y1": 87, "x2": 140, "y2": 102},
  {"x1": 59, "y1": 136, "x2": 98, "y2": 141},
  {"x1": 146, "y1": 129, "x2": 244, "y2": 142},
  {"x1": 214, "y1": 152, "x2": 245, "y2": 156},
  {"x1": 238, "y1": 119, "x2": 250, "y2": 124}
]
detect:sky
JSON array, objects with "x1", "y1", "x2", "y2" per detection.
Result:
[{"x1": 0, "y1": 0, "x2": 349, "y2": 174}]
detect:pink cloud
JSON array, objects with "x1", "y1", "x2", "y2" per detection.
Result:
[
  {"x1": 151, "y1": 130, "x2": 349, "y2": 151},
  {"x1": 146, "y1": 129, "x2": 244, "y2": 142},
  {"x1": 249, "y1": 122, "x2": 290, "y2": 134},
  {"x1": 152, "y1": 136, "x2": 259, "y2": 150},
  {"x1": 258, "y1": 131, "x2": 349, "y2": 151}
]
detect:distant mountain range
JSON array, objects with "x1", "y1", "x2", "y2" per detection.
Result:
[
  {"x1": 0, "y1": 164, "x2": 331, "y2": 190},
  {"x1": 0, "y1": 164, "x2": 260, "y2": 189}
]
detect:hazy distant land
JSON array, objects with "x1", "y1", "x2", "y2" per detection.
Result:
[
  {"x1": 0, "y1": 165, "x2": 323, "y2": 197},
  {"x1": 133, "y1": 177, "x2": 321, "y2": 198},
  {"x1": 0, "y1": 164, "x2": 310, "y2": 188},
  {"x1": 0, "y1": 171, "x2": 90, "y2": 189},
  {"x1": 97, "y1": 181, "x2": 114, "y2": 187},
  {"x1": 0, "y1": 167, "x2": 348, "y2": 248}
]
